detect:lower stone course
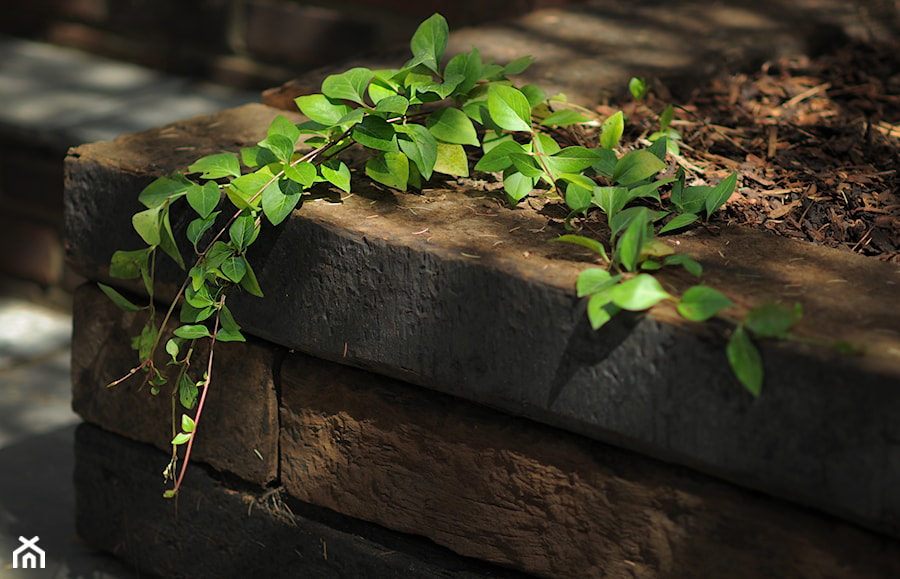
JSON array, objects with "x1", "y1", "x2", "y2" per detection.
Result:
[
  {"x1": 74, "y1": 423, "x2": 531, "y2": 579},
  {"x1": 71, "y1": 283, "x2": 900, "y2": 577}
]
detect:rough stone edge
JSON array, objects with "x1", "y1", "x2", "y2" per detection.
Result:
[{"x1": 74, "y1": 423, "x2": 534, "y2": 579}]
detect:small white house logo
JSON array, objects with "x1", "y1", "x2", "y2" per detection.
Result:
[{"x1": 12, "y1": 536, "x2": 45, "y2": 569}]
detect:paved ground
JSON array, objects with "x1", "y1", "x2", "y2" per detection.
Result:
[{"x1": 0, "y1": 35, "x2": 256, "y2": 578}]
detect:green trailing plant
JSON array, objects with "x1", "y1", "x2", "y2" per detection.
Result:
[{"x1": 101, "y1": 13, "x2": 809, "y2": 496}]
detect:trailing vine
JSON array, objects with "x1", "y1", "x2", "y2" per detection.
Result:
[{"x1": 101, "y1": 13, "x2": 813, "y2": 497}]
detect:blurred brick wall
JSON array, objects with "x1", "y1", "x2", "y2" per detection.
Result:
[{"x1": 1, "y1": 0, "x2": 584, "y2": 90}]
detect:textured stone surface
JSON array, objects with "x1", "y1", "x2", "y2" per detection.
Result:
[
  {"x1": 279, "y1": 352, "x2": 900, "y2": 578},
  {"x1": 71, "y1": 283, "x2": 280, "y2": 486},
  {"x1": 64, "y1": 104, "x2": 900, "y2": 537},
  {"x1": 74, "y1": 423, "x2": 533, "y2": 579}
]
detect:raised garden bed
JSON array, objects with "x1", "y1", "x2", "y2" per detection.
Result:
[{"x1": 65, "y1": 101, "x2": 900, "y2": 577}]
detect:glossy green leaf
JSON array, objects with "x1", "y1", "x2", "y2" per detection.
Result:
[
  {"x1": 184, "y1": 283, "x2": 214, "y2": 308},
  {"x1": 267, "y1": 114, "x2": 300, "y2": 143},
  {"x1": 576, "y1": 269, "x2": 621, "y2": 297},
  {"x1": 433, "y1": 143, "x2": 469, "y2": 177},
  {"x1": 353, "y1": 115, "x2": 399, "y2": 152},
  {"x1": 600, "y1": 111, "x2": 624, "y2": 149},
  {"x1": 502, "y1": 169, "x2": 535, "y2": 204},
  {"x1": 727, "y1": 325, "x2": 763, "y2": 397},
  {"x1": 663, "y1": 254, "x2": 703, "y2": 277},
  {"x1": 240, "y1": 260, "x2": 264, "y2": 298},
  {"x1": 221, "y1": 255, "x2": 247, "y2": 283},
  {"x1": 562, "y1": 174, "x2": 595, "y2": 212},
  {"x1": 283, "y1": 161, "x2": 317, "y2": 187},
  {"x1": 659, "y1": 104, "x2": 675, "y2": 131},
  {"x1": 551, "y1": 234, "x2": 609, "y2": 260},
  {"x1": 172, "y1": 432, "x2": 192, "y2": 446},
  {"x1": 131, "y1": 322, "x2": 158, "y2": 360},
  {"x1": 612, "y1": 150, "x2": 667, "y2": 185},
  {"x1": 540, "y1": 109, "x2": 590, "y2": 127},
  {"x1": 138, "y1": 174, "x2": 192, "y2": 208},
  {"x1": 174, "y1": 324, "x2": 212, "y2": 340},
  {"x1": 158, "y1": 209, "x2": 185, "y2": 269},
  {"x1": 181, "y1": 413, "x2": 196, "y2": 433},
  {"x1": 187, "y1": 211, "x2": 220, "y2": 250},
  {"x1": 426, "y1": 107, "x2": 479, "y2": 146},
  {"x1": 366, "y1": 151, "x2": 409, "y2": 191},
  {"x1": 397, "y1": 124, "x2": 438, "y2": 180},
  {"x1": 510, "y1": 153, "x2": 543, "y2": 178},
  {"x1": 609, "y1": 274, "x2": 672, "y2": 311},
  {"x1": 543, "y1": 146, "x2": 603, "y2": 177},
  {"x1": 321, "y1": 67, "x2": 373, "y2": 105},
  {"x1": 374, "y1": 95, "x2": 410, "y2": 115},
  {"x1": 320, "y1": 161, "x2": 352, "y2": 193},
  {"x1": 487, "y1": 84, "x2": 532, "y2": 132},
  {"x1": 519, "y1": 83, "x2": 546, "y2": 108},
  {"x1": 659, "y1": 212, "x2": 700, "y2": 234},
  {"x1": 218, "y1": 304, "x2": 241, "y2": 333},
  {"x1": 227, "y1": 170, "x2": 270, "y2": 209},
  {"x1": 187, "y1": 181, "x2": 220, "y2": 219},
  {"x1": 132, "y1": 206, "x2": 162, "y2": 246},
  {"x1": 165, "y1": 338, "x2": 182, "y2": 362},
  {"x1": 109, "y1": 248, "x2": 150, "y2": 280},
  {"x1": 240, "y1": 145, "x2": 278, "y2": 168},
  {"x1": 504, "y1": 55, "x2": 535, "y2": 75},
  {"x1": 188, "y1": 153, "x2": 241, "y2": 180},
  {"x1": 179, "y1": 373, "x2": 198, "y2": 410},
  {"x1": 258, "y1": 133, "x2": 295, "y2": 164},
  {"x1": 295, "y1": 94, "x2": 353, "y2": 126},
  {"x1": 215, "y1": 328, "x2": 246, "y2": 343},
  {"x1": 587, "y1": 292, "x2": 619, "y2": 330},
  {"x1": 474, "y1": 140, "x2": 526, "y2": 172},
  {"x1": 444, "y1": 48, "x2": 483, "y2": 96},
  {"x1": 262, "y1": 179, "x2": 302, "y2": 226},
  {"x1": 98, "y1": 283, "x2": 142, "y2": 312},
  {"x1": 677, "y1": 286, "x2": 734, "y2": 321},
  {"x1": 532, "y1": 132, "x2": 561, "y2": 155},
  {"x1": 704, "y1": 172, "x2": 738, "y2": 217},
  {"x1": 229, "y1": 214, "x2": 258, "y2": 251},
  {"x1": 407, "y1": 13, "x2": 449, "y2": 73},
  {"x1": 629, "y1": 77, "x2": 649, "y2": 101},
  {"x1": 591, "y1": 148, "x2": 618, "y2": 178},
  {"x1": 672, "y1": 185, "x2": 711, "y2": 215},
  {"x1": 744, "y1": 302, "x2": 802, "y2": 338},
  {"x1": 614, "y1": 207, "x2": 650, "y2": 272}
]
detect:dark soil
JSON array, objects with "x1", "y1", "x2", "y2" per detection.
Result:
[{"x1": 602, "y1": 40, "x2": 900, "y2": 263}]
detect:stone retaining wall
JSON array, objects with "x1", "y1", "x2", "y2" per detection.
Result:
[{"x1": 64, "y1": 103, "x2": 900, "y2": 576}]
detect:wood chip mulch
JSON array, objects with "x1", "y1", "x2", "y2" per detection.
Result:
[{"x1": 609, "y1": 41, "x2": 900, "y2": 263}]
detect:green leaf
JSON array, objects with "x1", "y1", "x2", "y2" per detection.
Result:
[
  {"x1": 576, "y1": 269, "x2": 621, "y2": 297},
  {"x1": 659, "y1": 212, "x2": 700, "y2": 234},
  {"x1": 587, "y1": 292, "x2": 620, "y2": 330},
  {"x1": 98, "y1": 283, "x2": 142, "y2": 312},
  {"x1": 366, "y1": 151, "x2": 410, "y2": 191},
  {"x1": 262, "y1": 179, "x2": 302, "y2": 226},
  {"x1": 502, "y1": 169, "x2": 535, "y2": 204},
  {"x1": 519, "y1": 83, "x2": 547, "y2": 107},
  {"x1": 133, "y1": 321, "x2": 158, "y2": 360},
  {"x1": 174, "y1": 324, "x2": 212, "y2": 340},
  {"x1": 187, "y1": 211, "x2": 221, "y2": 249},
  {"x1": 612, "y1": 150, "x2": 667, "y2": 185},
  {"x1": 258, "y1": 133, "x2": 296, "y2": 164},
  {"x1": 229, "y1": 213, "x2": 258, "y2": 251},
  {"x1": 704, "y1": 172, "x2": 738, "y2": 217},
  {"x1": 663, "y1": 254, "x2": 703, "y2": 277},
  {"x1": 433, "y1": 143, "x2": 469, "y2": 177},
  {"x1": 181, "y1": 413, "x2": 196, "y2": 433},
  {"x1": 444, "y1": 48, "x2": 484, "y2": 96},
  {"x1": 600, "y1": 111, "x2": 625, "y2": 150},
  {"x1": 227, "y1": 170, "x2": 270, "y2": 210},
  {"x1": 510, "y1": 153, "x2": 543, "y2": 178},
  {"x1": 322, "y1": 67, "x2": 374, "y2": 105},
  {"x1": 241, "y1": 145, "x2": 278, "y2": 168},
  {"x1": 540, "y1": 109, "x2": 590, "y2": 127},
  {"x1": 551, "y1": 234, "x2": 609, "y2": 260},
  {"x1": 295, "y1": 94, "x2": 354, "y2": 126},
  {"x1": 132, "y1": 206, "x2": 162, "y2": 246},
  {"x1": 158, "y1": 209, "x2": 185, "y2": 269},
  {"x1": 188, "y1": 153, "x2": 241, "y2": 180},
  {"x1": 179, "y1": 373, "x2": 199, "y2": 410},
  {"x1": 591, "y1": 148, "x2": 618, "y2": 178},
  {"x1": 504, "y1": 55, "x2": 535, "y2": 75},
  {"x1": 532, "y1": 132, "x2": 561, "y2": 155},
  {"x1": 474, "y1": 140, "x2": 526, "y2": 172},
  {"x1": 562, "y1": 174, "x2": 595, "y2": 212},
  {"x1": 138, "y1": 175, "x2": 192, "y2": 208},
  {"x1": 185, "y1": 282, "x2": 214, "y2": 308},
  {"x1": 487, "y1": 84, "x2": 533, "y2": 132},
  {"x1": 172, "y1": 432, "x2": 192, "y2": 446},
  {"x1": 397, "y1": 124, "x2": 438, "y2": 180},
  {"x1": 219, "y1": 305, "x2": 241, "y2": 332},
  {"x1": 659, "y1": 104, "x2": 675, "y2": 131},
  {"x1": 353, "y1": 115, "x2": 399, "y2": 152},
  {"x1": 614, "y1": 207, "x2": 651, "y2": 272},
  {"x1": 407, "y1": 13, "x2": 449, "y2": 73},
  {"x1": 282, "y1": 162, "x2": 315, "y2": 188},
  {"x1": 544, "y1": 146, "x2": 604, "y2": 177},
  {"x1": 165, "y1": 338, "x2": 182, "y2": 362},
  {"x1": 609, "y1": 274, "x2": 672, "y2": 311},
  {"x1": 629, "y1": 77, "x2": 649, "y2": 101},
  {"x1": 320, "y1": 161, "x2": 352, "y2": 193},
  {"x1": 672, "y1": 185, "x2": 711, "y2": 215},
  {"x1": 610, "y1": 207, "x2": 668, "y2": 238},
  {"x1": 163, "y1": 489, "x2": 178, "y2": 498},
  {"x1": 240, "y1": 260, "x2": 265, "y2": 298},
  {"x1": 187, "y1": 182, "x2": 220, "y2": 219},
  {"x1": 109, "y1": 248, "x2": 150, "y2": 280},
  {"x1": 677, "y1": 286, "x2": 734, "y2": 321},
  {"x1": 180, "y1": 302, "x2": 215, "y2": 324},
  {"x1": 727, "y1": 325, "x2": 763, "y2": 397},
  {"x1": 374, "y1": 95, "x2": 410, "y2": 115},
  {"x1": 744, "y1": 303, "x2": 802, "y2": 338},
  {"x1": 267, "y1": 114, "x2": 300, "y2": 143},
  {"x1": 426, "y1": 107, "x2": 480, "y2": 146},
  {"x1": 216, "y1": 328, "x2": 246, "y2": 343},
  {"x1": 221, "y1": 255, "x2": 247, "y2": 282}
]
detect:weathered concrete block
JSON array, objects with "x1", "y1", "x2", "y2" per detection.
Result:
[
  {"x1": 71, "y1": 283, "x2": 280, "y2": 485},
  {"x1": 64, "y1": 104, "x2": 900, "y2": 537},
  {"x1": 279, "y1": 352, "x2": 900, "y2": 578},
  {"x1": 74, "y1": 423, "x2": 532, "y2": 579}
]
